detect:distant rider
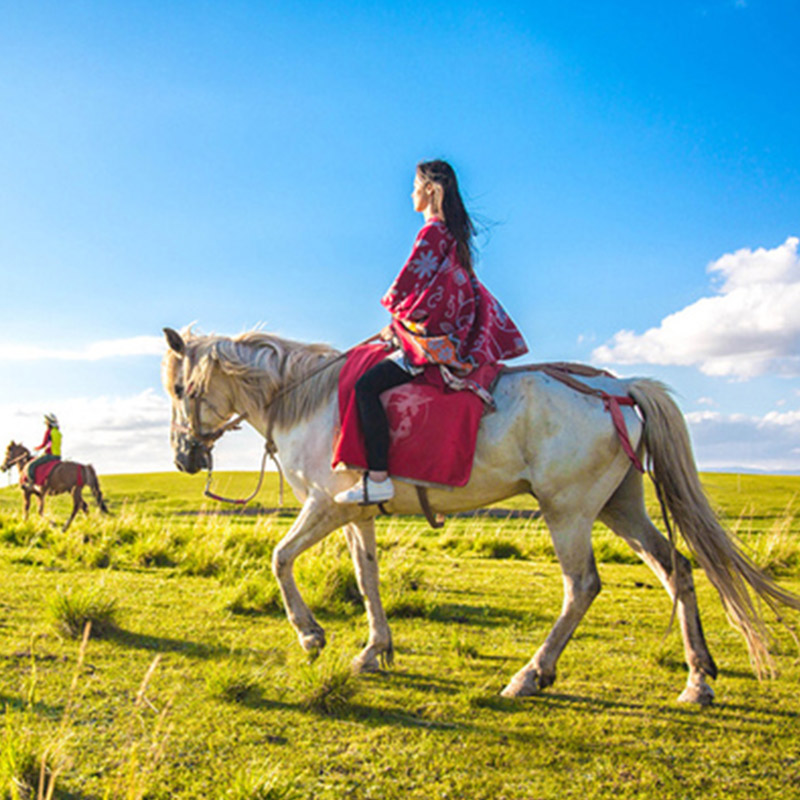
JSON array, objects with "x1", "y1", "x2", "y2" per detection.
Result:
[{"x1": 28, "y1": 413, "x2": 62, "y2": 482}]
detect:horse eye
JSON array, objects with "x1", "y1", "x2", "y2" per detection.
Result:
[{"x1": 174, "y1": 384, "x2": 184, "y2": 399}]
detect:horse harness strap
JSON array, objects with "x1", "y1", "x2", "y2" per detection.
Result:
[
  {"x1": 415, "y1": 485, "x2": 445, "y2": 529},
  {"x1": 499, "y1": 362, "x2": 645, "y2": 474},
  {"x1": 377, "y1": 487, "x2": 443, "y2": 529},
  {"x1": 250, "y1": 338, "x2": 379, "y2": 507}
]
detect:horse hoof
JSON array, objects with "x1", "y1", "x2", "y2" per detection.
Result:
[
  {"x1": 351, "y1": 653, "x2": 381, "y2": 674},
  {"x1": 299, "y1": 629, "x2": 326, "y2": 655},
  {"x1": 352, "y1": 640, "x2": 393, "y2": 673},
  {"x1": 500, "y1": 668, "x2": 555, "y2": 698},
  {"x1": 678, "y1": 683, "x2": 715, "y2": 706}
]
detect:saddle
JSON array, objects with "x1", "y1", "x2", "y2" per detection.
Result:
[
  {"x1": 25, "y1": 456, "x2": 61, "y2": 487},
  {"x1": 332, "y1": 344, "x2": 642, "y2": 528},
  {"x1": 332, "y1": 343, "x2": 501, "y2": 489}
]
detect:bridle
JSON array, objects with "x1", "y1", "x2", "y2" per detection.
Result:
[
  {"x1": 171, "y1": 387, "x2": 248, "y2": 447},
  {"x1": 172, "y1": 333, "x2": 382, "y2": 506},
  {"x1": 1, "y1": 448, "x2": 31, "y2": 472},
  {"x1": 170, "y1": 381, "x2": 271, "y2": 506}
]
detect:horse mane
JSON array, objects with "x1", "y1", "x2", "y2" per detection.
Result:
[{"x1": 172, "y1": 328, "x2": 344, "y2": 429}]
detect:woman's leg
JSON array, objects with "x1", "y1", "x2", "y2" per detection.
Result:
[{"x1": 355, "y1": 359, "x2": 414, "y2": 475}]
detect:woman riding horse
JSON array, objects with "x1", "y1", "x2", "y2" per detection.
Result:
[
  {"x1": 334, "y1": 160, "x2": 528, "y2": 505},
  {"x1": 27, "y1": 412, "x2": 62, "y2": 483}
]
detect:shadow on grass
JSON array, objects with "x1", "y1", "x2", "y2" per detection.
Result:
[
  {"x1": 423, "y1": 602, "x2": 536, "y2": 627},
  {"x1": 239, "y1": 692, "x2": 466, "y2": 731},
  {"x1": 505, "y1": 688, "x2": 800, "y2": 728},
  {"x1": 380, "y1": 669, "x2": 464, "y2": 695},
  {"x1": 0, "y1": 692, "x2": 62, "y2": 718},
  {"x1": 105, "y1": 627, "x2": 228, "y2": 659}
]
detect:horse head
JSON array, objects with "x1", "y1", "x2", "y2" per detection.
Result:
[
  {"x1": 162, "y1": 327, "x2": 240, "y2": 474},
  {"x1": 1, "y1": 441, "x2": 30, "y2": 472}
]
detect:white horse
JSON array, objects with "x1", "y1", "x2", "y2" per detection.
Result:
[{"x1": 161, "y1": 326, "x2": 800, "y2": 705}]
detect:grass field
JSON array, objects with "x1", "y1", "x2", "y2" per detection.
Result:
[{"x1": 0, "y1": 470, "x2": 798, "y2": 799}]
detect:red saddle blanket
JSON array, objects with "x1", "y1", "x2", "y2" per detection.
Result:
[
  {"x1": 332, "y1": 343, "x2": 501, "y2": 487},
  {"x1": 24, "y1": 459, "x2": 61, "y2": 488}
]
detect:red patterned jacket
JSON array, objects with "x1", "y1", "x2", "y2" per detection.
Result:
[{"x1": 381, "y1": 219, "x2": 528, "y2": 374}]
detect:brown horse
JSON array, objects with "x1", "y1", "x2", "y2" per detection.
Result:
[{"x1": 1, "y1": 441, "x2": 110, "y2": 531}]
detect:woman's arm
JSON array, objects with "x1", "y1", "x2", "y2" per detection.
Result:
[{"x1": 35, "y1": 428, "x2": 51, "y2": 452}]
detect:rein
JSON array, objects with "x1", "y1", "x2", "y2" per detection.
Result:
[
  {"x1": 203, "y1": 445, "x2": 272, "y2": 506},
  {"x1": 2, "y1": 451, "x2": 30, "y2": 471},
  {"x1": 183, "y1": 333, "x2": 381, "y2": 507}
]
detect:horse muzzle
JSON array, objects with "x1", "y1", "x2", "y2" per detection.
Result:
[{"x1": 173, "y1": 435, "x2": 211, "y2": 474}]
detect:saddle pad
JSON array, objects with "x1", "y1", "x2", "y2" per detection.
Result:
[
  {"x1": 332, "y1": 343, "x2": 501, "y2": 487},
  {"x1": 28, "y1": 459, "x2": 60, "y2": 487}
]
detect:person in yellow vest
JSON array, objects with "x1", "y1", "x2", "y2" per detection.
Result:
[{"x1": 28, "y1": 413, "x2": 62, "y2": 483}]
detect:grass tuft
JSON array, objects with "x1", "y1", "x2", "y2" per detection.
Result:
[
  {"x1": 205, "y1": 661, "x2": 263, "y2": 704},
  {"x1": 296, "y1": 656, "x2": 358, "y2": 715},
  {"x1": 49, "y1": 585, "x2": 119, "y2": 639},
  {"x1": 0, "y1": 712, "x2": 46, "y2": 800},
  {"x1": 301, "y1": 559, "x2": 363, "y2": 615},
  {"x1": 473, "y1": 536, "x2": 524, "y2": 560},
  {"x1": 224, "y1": 761, "x2": 301, "y2": 800},
  {"x1": 222, "y1": 575, "x2": 283, "y2": 616},
  {"x1": 749, "y1": 508, "x2": 800, "y2": 577}
]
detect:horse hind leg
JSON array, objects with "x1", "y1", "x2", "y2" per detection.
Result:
[
  {"x1": 61, "y1": 486, "x2": 88, "y2": 533},
  {"x1": 63, "y1": 488, "x2": 83, "y2": 532},
  {"x1": 502, "y1": 513, "x2": 600, "y2": 697},
  {"x1": 599, "y1": 469, "x2": 716, "y2": 705}
]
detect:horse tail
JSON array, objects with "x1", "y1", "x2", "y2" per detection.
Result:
[
  {"x1": 629, "y1": 378, "x2": 800, "y2": 677},
  {"x1": 85, "y1": 464, "x2": 110, "y2": 514}
]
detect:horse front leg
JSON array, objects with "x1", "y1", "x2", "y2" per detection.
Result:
[
  {"x1": 271, "y1": 494, "x2": 353, "y2": 656},
  {"x1": 22, "y1": 489, "x2": 32, "y2": 519},
  {"x1": 344, "y1": 519, "x2": 393, "y2": 672},
  {"x1": 502, "y1": 515, "x2": 600, "y2": 697}
]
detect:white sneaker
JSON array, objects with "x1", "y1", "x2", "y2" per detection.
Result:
[{"x1": 334, "y1": 474, "x2": 395, "y2": 505}]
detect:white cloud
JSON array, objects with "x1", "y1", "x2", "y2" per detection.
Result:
[
  {"x1": 0, "y1": 391, "x2": 268, "y2": 475},
  {"x1": 0, "y1": 336, "x2": 165, "y2": 361},
  {"x1": 593, "y1": 237, "x2": 800, "y2": 380},
  {"x1": 687, "y1": 406, "x2": 800, "y2": 473}
]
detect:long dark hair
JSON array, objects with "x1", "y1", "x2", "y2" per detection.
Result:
[{"x1": 417, "y1": 159, "x2": 476, "y2": 272}]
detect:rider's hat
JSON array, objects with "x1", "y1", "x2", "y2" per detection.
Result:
[{"x1": 44, "y1": 413, "x2": 59, "y2": 427}]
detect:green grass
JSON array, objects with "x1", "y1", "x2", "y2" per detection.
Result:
[
  {"x1": 0, "y1": 471, "x2": 799, "y2": 798},
  {"x1": 48, "y1": 584, "x2": 120, "y2": 639}
]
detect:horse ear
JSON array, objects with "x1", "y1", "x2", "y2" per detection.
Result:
[{"x1": 163, "y1": 327, "x2": 186, "y2": 356}]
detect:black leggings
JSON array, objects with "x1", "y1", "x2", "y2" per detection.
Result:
[{"x1": 355, "y1": 358, "x2": 414, "y2": 471}]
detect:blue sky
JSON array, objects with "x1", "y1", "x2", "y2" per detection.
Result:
[{"x1": 2, "y1": 0, "x2": 799, "y2": 474}]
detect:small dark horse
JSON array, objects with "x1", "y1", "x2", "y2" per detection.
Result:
[{"x1": 1, "y1": 441, "x2": 110, "y2": 531}]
